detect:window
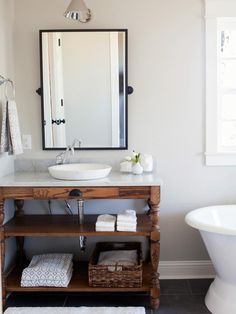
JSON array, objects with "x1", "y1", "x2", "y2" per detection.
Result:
[
  {"x1": 205, "y1": 0, "x2": 236, "y2": 165},
  {"x1": 218, "y1": 19, "x2": 236, "y2": 152}
]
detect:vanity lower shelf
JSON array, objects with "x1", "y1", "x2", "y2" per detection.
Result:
[
  {"x1": 4, "y1": 214, "x2": 154, "y2": 237},
  {"x1": 6, "y1": 262, "x2": 152, "y2": 293}
]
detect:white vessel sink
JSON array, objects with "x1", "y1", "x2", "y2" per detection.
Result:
[{"x1": 48, "y1": 163, "x2": 112, "y2": 181}]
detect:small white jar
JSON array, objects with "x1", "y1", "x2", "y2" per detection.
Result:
[{"x1": 132, "y1": 162, "x2": 143, "y2": 175}]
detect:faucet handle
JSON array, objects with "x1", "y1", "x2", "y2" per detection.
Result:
[
  {"x1": 72, "y1": 139, "x2": 82, "y2": 148},
  {"x1": 55, "y1": 139, "x2": 82, "y2": 165},
  {"x1": 56, "y1": 152, "x2": 65, "y2": 165}
]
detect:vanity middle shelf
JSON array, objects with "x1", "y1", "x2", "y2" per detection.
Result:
[{"x1": 4, "y1": 214, "x2": 154, "y2": 237}]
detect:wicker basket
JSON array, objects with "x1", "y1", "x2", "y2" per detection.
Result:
[{"x1": 88, "y1": 242, "x2": 142, "y2": 288}]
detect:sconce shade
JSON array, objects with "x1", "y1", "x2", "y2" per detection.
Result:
[{"x1": 64, "y1": 0, "x2": 91, "y2": 23}]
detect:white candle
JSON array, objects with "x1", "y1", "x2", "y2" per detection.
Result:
[{"x1": 141, "y1": 154, "x2": 153, "y2": 172}]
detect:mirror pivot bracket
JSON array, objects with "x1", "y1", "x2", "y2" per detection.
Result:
[
  {"x1": 36, "y1": 87, "x2": 42, "y2": 96},
  {"x1": 127, "y1": 86, "x2": 134, "y2": 95}
]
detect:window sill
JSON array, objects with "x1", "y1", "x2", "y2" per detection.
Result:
[{"x1": 205, "y1": 153, "x2": 236, "y2": 166}]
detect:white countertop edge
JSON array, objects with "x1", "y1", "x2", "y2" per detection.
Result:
[{"x1": 0, "y1": 171, "x2": 163, "y2": 187}]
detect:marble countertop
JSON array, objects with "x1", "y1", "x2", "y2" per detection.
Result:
[{"x1": 0, "y1": 171, "x2": 163, "y2": 187}]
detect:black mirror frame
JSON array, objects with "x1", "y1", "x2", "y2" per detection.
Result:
[{"x1": 38, "y1": 29, "x2": 133, "y2": 150}]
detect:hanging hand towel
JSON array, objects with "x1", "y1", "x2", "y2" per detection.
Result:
[{"x1": 0, "y1": 100, "x2": 23, "y2": 155}]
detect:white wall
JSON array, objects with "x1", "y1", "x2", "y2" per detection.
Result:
[
  {"x1": 12, "y1": 0, "x2": 236, "y2": 263},
  {"x1": 0, "y1": 0, "x2": 17, "y2": 282},
  {"x1": 0, "y1": 0, "x2": 15, "y2": 177}
]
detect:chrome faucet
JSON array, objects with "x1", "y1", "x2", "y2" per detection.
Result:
[{"x1": 56, "y1": 139, "x2": 82, "y2": 165}]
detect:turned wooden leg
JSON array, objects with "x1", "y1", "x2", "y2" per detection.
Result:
[
  {"x1": 0, "y1": 194, "x2": 6, "y2": 310},
  {"x1": 14, "y1": 200, "x2": 25, "y2": 217},
  {"x1": 14, "y1": 200, "x2": 26, "y2": 266},
  {"x1": 148, "y1": 186, "x2": 161, "y2": 310},
  {"x1": 150, "y1": 240, "x2": 160, "y2": 309}
]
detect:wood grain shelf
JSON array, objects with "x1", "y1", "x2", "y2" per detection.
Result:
[
  {"x1": 4, "y1": 214, "x2": 153, "y2": 237},
  {"x1": 6, "y1": 262, "x2": 152, "y2": 293}
]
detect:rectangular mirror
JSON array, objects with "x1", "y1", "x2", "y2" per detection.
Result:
[{"x1": 39, "y1": 29, "x2": 128, "y2": 150}]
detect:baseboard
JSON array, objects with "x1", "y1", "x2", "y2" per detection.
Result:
[{"x1": 159, "y1": 260, "x2": 215, "y2": 279}]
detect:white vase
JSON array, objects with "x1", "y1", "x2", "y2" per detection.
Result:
[{"x1": 132, "y1": 162, "x2": 143, "y2": 175}]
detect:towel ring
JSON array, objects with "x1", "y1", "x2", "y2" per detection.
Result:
[
  {"x1": 0, "y1": 75, "x2": 6, "y2": 86},
  {"x1": 4, "y1": 80, "x2": 15, "y2": 100},
  {"x1": 0, "y1": 75, "x2": 15, "y2": 100},
  {"x1": 5, "y1": 80, "x2": 15, "y2": 100}
]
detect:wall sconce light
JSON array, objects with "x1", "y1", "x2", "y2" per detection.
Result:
[{"x1": 64, "y1": 0, "x2": 91, "y2": 23}]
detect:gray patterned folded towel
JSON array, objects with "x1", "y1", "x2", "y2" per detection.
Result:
[
  {"x1": 21, "y1": 264, "x2": 73, "y2": 287},
  {"x1": 21, "y1": 253, "x2": 73, "y2": 287}
]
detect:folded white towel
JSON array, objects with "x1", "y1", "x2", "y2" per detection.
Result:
[
  {"x1": 96, "y1": 214, "x2": 116, "y2": 231},
  {"x1": 98, "y1": 250, "x2": 137, "y2": 267},
  {"x1": 97, "y1": 249, "x2": 138, "y2": 271},
  {"x1": 117, "y1": 210, "x2": 137, "y2": 223},
  {"x1": 97, "y1": 214, "x2": 116, "y2": 223},
  {"x1": 117, "y1": 217, "x2": 137, "y2": 223},
  {"x1": 96, "y1": 226, "x2": 115, "y2": 232},
  {"x1": 125, "y1": 210, "x2": 136, "y2": 216},
  {"x1": 117, "y1": 221, "x2": 137, "y2": 226},
  {"x1": 117, "y1": 225, "x2": 137, "y2": 232},
  {"x1": 96, "y1": 221, "x2": 115, "y2": 228}
]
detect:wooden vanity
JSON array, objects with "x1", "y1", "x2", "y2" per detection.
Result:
[{"x1": 0, "y1": 172, "x2": 162, "y2": 310}]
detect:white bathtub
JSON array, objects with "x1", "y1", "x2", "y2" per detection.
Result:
[{"x1": 185, "y1": 205, "x2": 236, "y2": 314}]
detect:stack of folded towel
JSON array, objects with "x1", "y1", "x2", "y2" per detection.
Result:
[
  {"x1": 21, "y1": 253, "x2": 73, "y2": 287},
  {"x1": 98, "y1": 250, "x2": 137, "y2": 271},
  {"x1": 117, "y1": 210, "x2": 137, "y2": 232},
  {"x1": 95, "y1": 214, "x2": 116, "y2": 232}
]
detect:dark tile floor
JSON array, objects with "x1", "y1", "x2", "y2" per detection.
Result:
[{"x1": 6, "y1": 279, "x2": 213, "y2": 314}]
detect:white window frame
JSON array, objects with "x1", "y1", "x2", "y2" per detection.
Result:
[{"x1": 205, "y1": 0, "x2": 236, "y2": 165}]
